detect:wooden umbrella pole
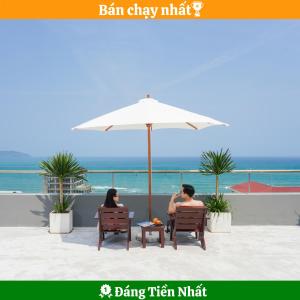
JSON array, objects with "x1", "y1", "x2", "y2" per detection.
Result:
[{"x1": 147, "y1": 123, "x2": 152, "y2": 221}]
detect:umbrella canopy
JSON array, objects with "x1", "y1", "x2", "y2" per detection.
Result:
[
  {"x1": 73, "y1": 95, "x2": 229, "y2": 220},
  {"x1": 73, "y1": 95, "x2": 228, "y2": 131}
]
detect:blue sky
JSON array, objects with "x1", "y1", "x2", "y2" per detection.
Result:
[{"x1": 0, "y1": 20, "x2": 300, "y2": 157}]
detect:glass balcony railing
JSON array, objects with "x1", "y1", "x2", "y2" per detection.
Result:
[{"x1": 1, "y1": 169, "x2": 300, "y2": 194}]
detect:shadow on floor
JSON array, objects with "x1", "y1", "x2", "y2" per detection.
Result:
[{"x1": 60, "y1": 227, "x2": 204, "y2": 251}]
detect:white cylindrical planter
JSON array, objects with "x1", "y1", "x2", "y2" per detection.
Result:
[
  {"x1": 207, "y1": 212, "x2": 231, "y2": 233},
  {"x1": 49, "y1": 210, "x2": 73, "y2": 234}
]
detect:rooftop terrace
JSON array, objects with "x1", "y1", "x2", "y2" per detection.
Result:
[{"x1": 1, "y1": 226, "x2": 300, "y2": 280}]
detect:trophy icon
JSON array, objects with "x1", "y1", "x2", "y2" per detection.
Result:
[{"x1": 192, "y1": 1, "x2": 204, "y2": 17}]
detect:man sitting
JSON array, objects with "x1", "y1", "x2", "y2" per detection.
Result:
[{"x1": 168, "y1": 184, "x2": 204, "y2": 214}]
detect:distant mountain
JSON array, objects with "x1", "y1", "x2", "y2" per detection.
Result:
[{"x1": 0, "y1": 151, "x2": 32, "y2": 160}]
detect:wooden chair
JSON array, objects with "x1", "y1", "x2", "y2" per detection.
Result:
[
  {"x1": 98, "y1": 207, "x2": 131, "y2": 251},
  {"x1": 171, "y1": 206, "x2": 207, "y2": 250}
]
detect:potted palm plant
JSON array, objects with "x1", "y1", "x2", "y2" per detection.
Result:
[
  {"x1": 40, "y1": 152, "x2": 87, "y2": 233},
  {"x1": 200, "y1": 148, "x2": 235, "y2": 233}
]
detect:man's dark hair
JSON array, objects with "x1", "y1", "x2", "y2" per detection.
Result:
[{"x1": 182, "y1": 184, "x2": 195, "y2": 197}]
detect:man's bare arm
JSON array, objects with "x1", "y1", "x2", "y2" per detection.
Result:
[{"x1": 168, "y1": 193, "x2": 179, "y2": 214}]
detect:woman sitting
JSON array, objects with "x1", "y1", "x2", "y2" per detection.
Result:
[
  {"x1": 103, "y1": 188, "x2": 123, "y2": 208},
  {"x1": 101, "y1": 188, "x2": 125, "y2": 234}
]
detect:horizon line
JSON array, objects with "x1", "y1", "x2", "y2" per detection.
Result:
[{"x1": 6, "y1": 155, "x2": 300, "y2": 159}]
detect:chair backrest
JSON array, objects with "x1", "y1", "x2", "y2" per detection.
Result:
[
  {"x1": 99, "y1": 207, "x2": 129, "y2": 231},
  {"x1": 175, "y1": 206, "x2": 207, "y2": 232}
]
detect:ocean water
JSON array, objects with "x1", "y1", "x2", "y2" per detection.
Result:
[{"x1": 1, "y1": 157, "x2": 300, "y2": 194}]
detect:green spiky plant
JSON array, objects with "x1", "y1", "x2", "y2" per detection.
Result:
[
  {"x1": 205, "y1": 194, "x2": 230, "y2": 213},
  {"x1": 40, "y1": 153, "x2": 87, "y2": 213},
  {"x1": 200, "y1": 149, "x2": 235, "y2": 213}
]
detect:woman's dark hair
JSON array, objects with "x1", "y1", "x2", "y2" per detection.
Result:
[
  {"x1": 182, "y1": 184, "x2": 195, "y2": 197},
  {"x1": 104, "y1": 188, "x2": 118, "y2": 208}
]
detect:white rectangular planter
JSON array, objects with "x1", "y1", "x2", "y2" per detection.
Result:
[
  {"x1": 207, "y1": 212, "x2": 231, "y2": 233},
  {"x1": 49, "y1": 210, "x2": 73, "y2": 234}
]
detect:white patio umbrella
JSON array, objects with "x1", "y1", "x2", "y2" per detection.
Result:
[{"x1": 72, "y1": 95, "x2": 229, "y2": 220}]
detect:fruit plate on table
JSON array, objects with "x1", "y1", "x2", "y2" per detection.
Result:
[
  {"x1": 137, "y1": 221, "x2": 154, "y2": 227},
  {"x1": 154, "y1": 223, "x2": 164, "y2": 226},
  {"x1": 152, "y1": 217, "x2": 163, "y2": 226}
]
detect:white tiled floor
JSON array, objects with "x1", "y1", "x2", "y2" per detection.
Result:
[{"x1": 0, "y1": 226, "x2": 300, "y2": 279}]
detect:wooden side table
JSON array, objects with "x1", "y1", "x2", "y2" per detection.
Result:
[{"x1": 141, "y1": 225, "x2": 165, "y2": 248}]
